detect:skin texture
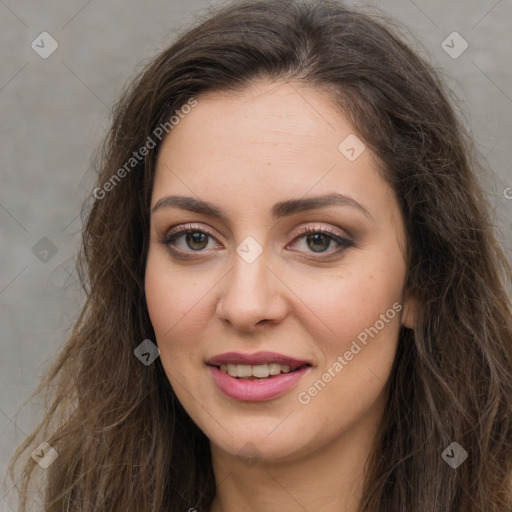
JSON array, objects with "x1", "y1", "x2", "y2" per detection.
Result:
[{"x1": 144, "y1": 80, "x2": 416, "y2": 512}]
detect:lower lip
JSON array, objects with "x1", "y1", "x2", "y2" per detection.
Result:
[{"x1": 208, "y1": 365, "x2": 310, "y2": 401}]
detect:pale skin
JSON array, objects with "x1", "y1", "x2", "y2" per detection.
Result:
[{"x1": 144, "y1": 79, "x2": 417, "y2": 512}]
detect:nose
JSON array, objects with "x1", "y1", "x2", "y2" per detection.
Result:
[{"x1": 215, "y1": 247, "x2": 288, "y2": 332}]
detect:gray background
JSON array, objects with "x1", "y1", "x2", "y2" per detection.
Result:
[{"x1": 1, "y1": 0, "x2": 511, "y2": 506}]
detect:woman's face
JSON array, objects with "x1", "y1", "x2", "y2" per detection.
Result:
[{"x1": 145, "y1": 80, "x2": 414, "y2": 463}]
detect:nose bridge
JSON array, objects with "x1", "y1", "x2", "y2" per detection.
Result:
[
  {"x1": 231, "y1": 244, "x2": 268, "y2": 295},
  {"x1": 216, "y1": 238, "x2": 286, "y2": 329},
  {"x1": 229, "y1": 242, "x2": 271, "y2": 305}
]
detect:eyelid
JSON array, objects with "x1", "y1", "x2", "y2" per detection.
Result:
[
  {"x1": 292, "y1": 224, "x2": 352, "y2": 242},
  {"x1": 165, "y1": 223, "x2": 218, "y2": 240},
  {"x1": 163, "y1": 222, "x2": 350, "y2": 241}
]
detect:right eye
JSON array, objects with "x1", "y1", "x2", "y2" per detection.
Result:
[{"x1": 158, "y1": 224, "x2": 222, "y2": 255}]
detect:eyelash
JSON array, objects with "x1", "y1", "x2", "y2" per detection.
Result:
[{"x1": 158, "y1": 223, "x2": 354, "y2": 260}]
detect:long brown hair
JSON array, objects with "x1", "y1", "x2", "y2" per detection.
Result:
[{"x1": 5, "y1": 0, "x2": 512, "y2": 510}]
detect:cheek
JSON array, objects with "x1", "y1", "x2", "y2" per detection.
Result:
[
  {"x1": 144, "y1": 250, "x2": 233, "y2": 393},
  {"x1": 144, "y1": 251, "x2": 206, "y2": 337},
  {"x1": 289, "y1": 262, "x2": 404, "y2": 348},
  {"x1": 145, "y1": 271, "x2": 198, "y2": 386},
  {"x1": 295, "y1": 279, "x2": 401, "y2": 421},
  {"x1": 296, "y1": 262, "x2": 403, "y2": 404}
]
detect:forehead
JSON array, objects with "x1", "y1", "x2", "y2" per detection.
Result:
[
  {"x1": 157, "y1": 80, "x2": 354, "y2": 167},
  {"x1": 152, "y1": 80, "x2": 398, "y2": 227}
]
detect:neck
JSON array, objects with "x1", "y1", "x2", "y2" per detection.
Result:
[{"x1": 208, "y1": 402, "x2": 383, "y2": 512}]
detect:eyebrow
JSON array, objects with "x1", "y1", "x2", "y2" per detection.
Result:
[{"x1": 151, "y1": 193, "x2": 372, "y2": 220}]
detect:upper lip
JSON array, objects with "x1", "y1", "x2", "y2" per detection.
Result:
[{"x1": 206, "y1": 351, "x2": 311, "y2": 367}]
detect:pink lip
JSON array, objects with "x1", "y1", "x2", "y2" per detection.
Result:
[
  {"x1": 208, "y1": 365, "x2": 311, "y2": 402},
  {"x1": 205, "y1": 351, "x2": 310, "y2": 367}
]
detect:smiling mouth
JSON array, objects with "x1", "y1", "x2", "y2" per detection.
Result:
[{"x1": 212, "y1": 363, "x2": 309, "y2": 380}]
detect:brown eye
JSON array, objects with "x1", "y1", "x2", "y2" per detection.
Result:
[
  {"x1": 164, "y1": 229, "x2": 214, "y2": 251},
  {"x1": 183, "y1": 231, "x2": 209, "y2": 251},
  {"x1": 305, "y1": 232, "x2": 331, "y2": 252},
  {"x1": 289, "y1": 226, "x2": 354, "y2": 257}
]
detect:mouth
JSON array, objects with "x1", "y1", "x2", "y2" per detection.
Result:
[
  {"x1": 210, "y1": 362, "x2": 310, "y2": 380},
  {"x1": 205, "y1": 351, "x2": 312, "y2": 387},
  {"x1": 207, "y1": 362, "x2": 312, "y2": 402},
  {"x1": 205, "y1": 352, "x2": 313, "y2": 402}
]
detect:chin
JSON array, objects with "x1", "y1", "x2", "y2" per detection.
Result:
[{"x1": 206, "y1": 417, "x2": 318, "y2": 463}]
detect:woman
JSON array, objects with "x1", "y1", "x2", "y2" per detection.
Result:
[{"x1": 6, "y1": 0, "x2": 512, "y2": 510}]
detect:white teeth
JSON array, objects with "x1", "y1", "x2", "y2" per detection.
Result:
[
  {"x1": 237, "y1": 364, "x2": 253, "y2": 378},
  {"x1": 252, "y1": 364, "x2": 270, "y2": 378},
  {"x1": 268, "y1": 363, "x2": 281, "y2": 375},
  {"x1": 219, "y1": 363, "x2": 298, "y2": 378}
]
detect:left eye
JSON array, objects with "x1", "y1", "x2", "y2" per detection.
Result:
[
  {"x1": 290, "y1": 226, "x2": 353, "y2": 254},
  {"x1": 159, "y1": 225, "x2": 353, "y2": 257}
]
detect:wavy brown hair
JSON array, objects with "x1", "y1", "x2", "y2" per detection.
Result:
[{"x1": 5, "y1": 0, "x2": 512, "y2": 510}]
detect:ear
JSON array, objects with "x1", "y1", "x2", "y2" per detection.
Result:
[{"x1": 401, "y1": 293, "x2": 420, "y2": 330}]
